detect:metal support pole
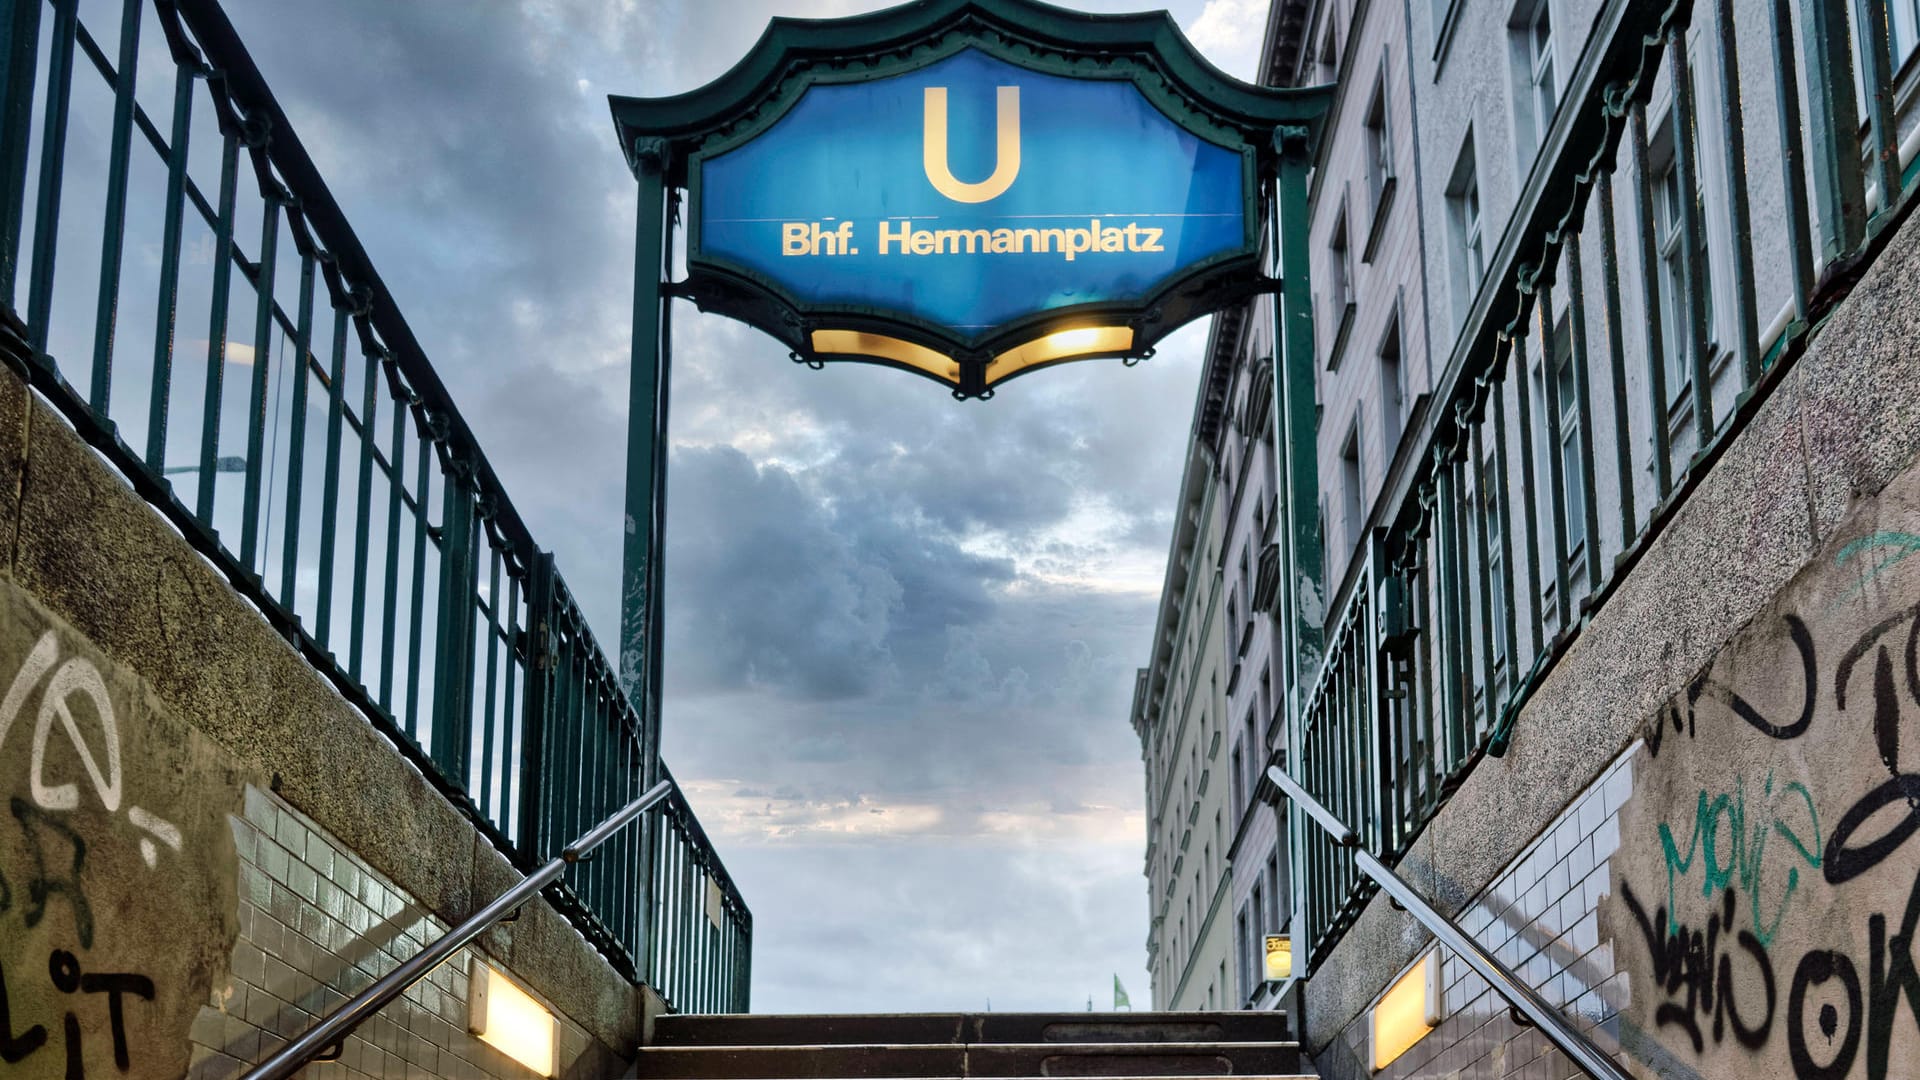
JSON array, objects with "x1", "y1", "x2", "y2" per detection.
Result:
[
  {"x1": 1269, "y1": 124, "x2": 1322, "y2": 974},
  {"x1": 618, "y1": 134, "x2": 672, "y2": 989}
]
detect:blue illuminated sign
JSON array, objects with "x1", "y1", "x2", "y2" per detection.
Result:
[{"x1": 692, "y1": 48, "x2": 1250, "y2": 342}]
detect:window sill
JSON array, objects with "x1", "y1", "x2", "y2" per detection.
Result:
[
  {"x1": 1361, "y1": 177, "x2": 1398, "y2": 264},
  {"x1": 1431, "y1": 0, "x2": 1465, "y2": 76}
]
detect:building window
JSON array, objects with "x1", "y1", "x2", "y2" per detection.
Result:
[
  {"x1": 1893, "y1": 0, "x2": 1920, "y2": 64},
  {"x1": 1650, "y1": 109, "x2": 1710, "y2": 409},
  {"x1": 1379, "y1": 308, "x2": 1406, "y2": 452},
  {"x1": 1315, "y1": 16, "x2": 1340, "y2": 84},
  {"x1": 1363, "y1": 70, "x2": 1392, "y2": 213},
  {"x1": 1328, "y1": 201, "x2": 1355, "y2": 367},
  {"x1": 1446, "y1": 132, "x2": 1484, "y2": 334},
  {"x1": 1340, "y1": 420, "x2": 1365, "y2": 554},
  {"x1": 1512, "y1": 0, "x2": 1557, "y2": 155}
]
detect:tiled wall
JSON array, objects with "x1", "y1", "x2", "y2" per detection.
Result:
[
  {"x1": 1313, "y1": 750, "x2": 1633, "y2": 1080},
  {"x1": 186, "y1": 786, "x2": 598, "y2": 1079}
]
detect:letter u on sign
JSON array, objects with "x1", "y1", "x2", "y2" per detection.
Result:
[{"x1": 923, "y1": 86, "x2": 1020, "y2": 203}]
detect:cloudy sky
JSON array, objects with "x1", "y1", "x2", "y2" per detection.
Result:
[{"x1": 213, "y1": 0, "x2": 1271, "y2": 1014}]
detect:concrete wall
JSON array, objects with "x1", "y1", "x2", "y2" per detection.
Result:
[
  {"x1": 0, "y1": 360, "x2": 640, "y2": 1077},
  {"x1": 1300, "y1": 165, "x2": 1920, "y2": 1078}
]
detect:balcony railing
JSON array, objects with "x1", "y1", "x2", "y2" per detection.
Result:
[
  {"x1": 1287, "y1": 0, "x2": 1919, "y2": 971},
  {"x1": 0, "y1": 0, "x2": 747, "y2": 1009}
]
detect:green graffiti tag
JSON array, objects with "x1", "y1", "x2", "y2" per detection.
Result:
[
  {"x1": 1657, "y1": 771, "x2": 1823, "y2": 947},
  {"x1": 1835, "y1": 531, "x2": 1920, "y2": 602}
]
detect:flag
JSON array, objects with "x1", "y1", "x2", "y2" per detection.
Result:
[{"x1": 1113, "y1": 975, "x2": 1132, "y2": 1011}]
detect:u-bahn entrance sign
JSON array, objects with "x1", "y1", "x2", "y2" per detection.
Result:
[
  {"x1": 610, "y1": 0, "x2": 1328, "y2": 400},
  {"x1": 603, "y1": 2, "x2": 1328, "y2": 975}
]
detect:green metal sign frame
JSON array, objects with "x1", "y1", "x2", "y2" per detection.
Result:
[{"x1": 610, "y1": 0, "x2": 1331, "y2": 398}]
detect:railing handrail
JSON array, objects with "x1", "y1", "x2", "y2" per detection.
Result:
[
  {"x1": 1265, "y1": 766, "x2": 1630, "y2": 1080},
  {"x1": 238, "y1": 779, "x2": 677, "y2": 1080}
]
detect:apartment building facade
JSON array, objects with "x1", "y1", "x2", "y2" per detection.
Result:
[
  {"x1": 1146, "y1": 0, "x2": 1920, "y2": 1078},
  {"x1": 1133, "y1": 440, "x2": 1236, "y2": 1011}
]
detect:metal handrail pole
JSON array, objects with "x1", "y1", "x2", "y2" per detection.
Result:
[
  {"x1": 240, "y1": 779, "x2": 675, "y2": 1080},
  {"x1": 1265, "y1": 766, "x2": 1630, "y2": 1080}
]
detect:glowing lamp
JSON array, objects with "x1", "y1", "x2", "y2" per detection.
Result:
[
  {"x1": 810, "y1": 330, "x2": 961, "y2": 385},
  {"x1": 984, "y1": 325, "x2": 1135, "y2": 385},
  {"x1": 468, "y1": 959, "x2": 559, "y2": 1077},
  {"x1": 1370, "y1": 949, "x2": 1441, "y2": 1071},
  {"x1": 1263, "y1": 935, "x2": 1293, "y2": 982}
]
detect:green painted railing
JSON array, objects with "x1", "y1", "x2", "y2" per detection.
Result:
[
  {"x1": 1287, "y1": 0, "x2": 1920, "y2": 971},
  {"x1": 0, "y1": 0, "x2": 747, "y2": 1010}
]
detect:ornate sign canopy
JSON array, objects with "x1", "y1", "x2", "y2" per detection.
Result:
[{"x1": 610, "y1": 0, "x2": 1328, "y2": 398}]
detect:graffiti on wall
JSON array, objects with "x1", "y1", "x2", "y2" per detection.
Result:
[
  {"x1": 0, "y1": 587, "x2": 239, "y2": 1078},
  {"x1": 1607, "y1": 513, "x2": 1920, "y2": 1080}
]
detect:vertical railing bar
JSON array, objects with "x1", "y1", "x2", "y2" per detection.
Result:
[
  {"x1": 1536, "y1": 279, "x2": 1571, "y2": 631},
  {"x1": 1799, "y1": 0, "x2": 1865, "y2": 258},
  {"x1": 23, "y1": 0, "x2": 78, "y2": 355},
  {"x1": 480, "y1": 544, "x2": 502, "y2": 820},
  {"x1": 1853, "y1": 0, "x2": 1899, "y2": 219},
  {"x1": 1432, "y1": 463, "x2": 1463, "y2": 763},
  {"x1": 502, "y1": 568, "x2": 523, "y2": 845},
  {"x1": 1629, "y1": 106, "x2": 1673, "y2": 498},
  {"x1": 1564, "y1": 235, "x2": 1603, "y2": 595},
  {"x1": 1509, "y1": 325, "x2": 1545, "y2": 660},
  {"x1": 277, "y1": 244, "x2": 315, "y2": 609},
  {"x1": 313, "y1": 296, "x2": 348, "y2": 645},
  {"x1": 1667, "y1": 32, "x2": 1714, "y2": 445},
  {"x1": 1767, "y1": 0, "x2": 1813, "y2": 329},
  {"x1": 1482, "y1": 345, "x2": 1512, "y2": 722},
  {"x1": 347, "y1": 344, "x2": 378, "y2": 680},
  {"x1": 1447, "y1": 449, "x2": 1479, "y2": 746},
  {"x1": 195, "y1": 121, "x2": 240, "y2": 522},
  {"x1": 240, "y1": 189, "x2": 283, "y2": 570},
  {"x1": 1594, "y1": 170, "x2": 1638, "y2": 544},
  {"x1": 404, "y1": 427, "x2": 432, "y2": 747},
  {"x1": 1708, "y1": 0, "x2": 1758, "y2": 387},
  {"x1": 0, "y1": 0, "x2": 45, "y2": 304},
  {"x1": 515, "y1": 553, "x2": 552, "y2": 865},
  {"x1": 144, "y1": 60, "x2": 194, "y2": 470},
  {"x1": 378, "y1": 372, "x2": 405, "y2": 712},
  {"x1": 1468, "y1": 416, "x2": 1497, "y2": 722},
  {"x1": 87, "y1": 0, "x2": 143, "y2": 414}
]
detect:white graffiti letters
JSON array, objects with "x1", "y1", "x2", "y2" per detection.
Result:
[{"x1": 1, "y1": 630, "x2": 175, "y2": 866}]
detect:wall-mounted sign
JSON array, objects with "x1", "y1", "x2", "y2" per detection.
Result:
[{"x1": 610, "y1": 1, "x2": 1329, "y2": 397}]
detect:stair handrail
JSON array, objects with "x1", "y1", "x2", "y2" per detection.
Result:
[
  {"x1": 240, "y1": 779, "x2": 677, "y2": 1080},
  {"x1": 1265, "y1": 766, "x2": 1629, "y2": 1080}
]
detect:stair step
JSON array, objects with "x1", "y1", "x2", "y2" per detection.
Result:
[
  {"x1": 652, "y1": 1012, "x2": 1292, "y2": 1047},
  {"x1": 632, "y1": 1041, "x2": 1303, "y2": 1078}
]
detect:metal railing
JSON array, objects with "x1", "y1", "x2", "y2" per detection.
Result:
[
  {"x1": 0, "y1": 0, "x2": 748, "y2": 1008},
  {"x1": 240, "y1": 780, "x2": 676, "y2": 1080},
  {"x1": 1287, "y1": 0, "x2": 1920, "y2": 970},
  {"x1": 1268, "y1": 766, "x2": 1632, "y2": 1080}
]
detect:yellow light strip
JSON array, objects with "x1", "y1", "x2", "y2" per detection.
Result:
[
  {"x1": 468, "y1": 960, "x2": 558, "y2": 1077},
  {"x1": 810, "y1": 329, "x2": 960, "y2": 384},
  {"x1": 1370, "y1": 949, "x2": 1440, "y2": 1071},
  {"x1": 984, "y1": 325, "x2": 1134, "y2": 386}
]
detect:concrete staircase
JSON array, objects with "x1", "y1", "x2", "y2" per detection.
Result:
[{"x1": 633, "y1": 1012, "x2": 1314, "y2": 1078}]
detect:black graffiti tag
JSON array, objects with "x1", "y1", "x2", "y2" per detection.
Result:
[
  {"x1": 1827, "y1": 603, "x2": 1920, "y2": 885},
  {"x1": 7, "y1": 796, "x2": 92, "y2": 948}
]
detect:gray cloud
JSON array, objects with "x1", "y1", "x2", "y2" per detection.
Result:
[{"x1": 211, "y1": 0, "x2": 1229, "y2": 1013}]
